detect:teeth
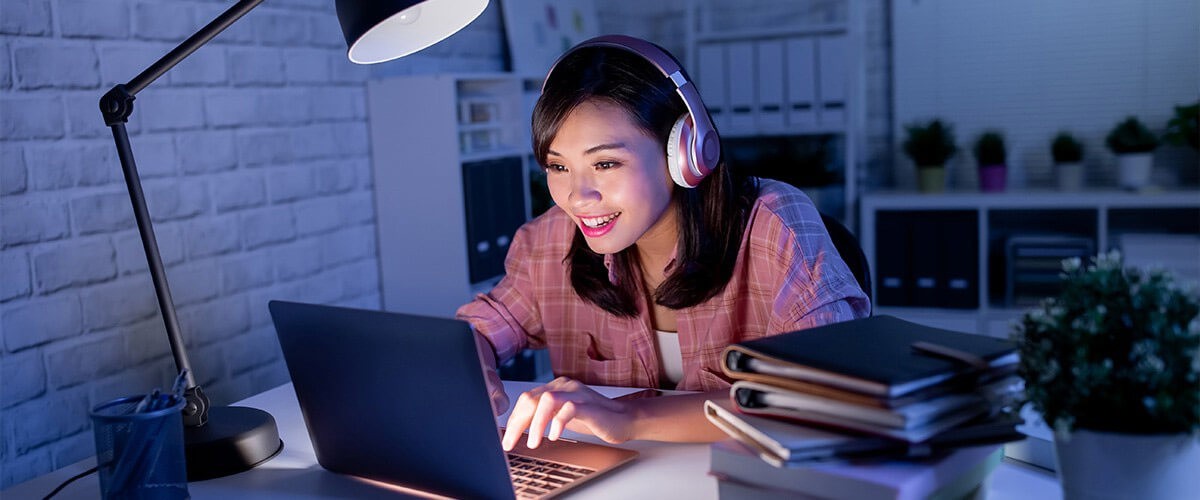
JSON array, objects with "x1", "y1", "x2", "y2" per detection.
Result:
[{"x1": 581, "y1": 212, "x2": 620, "y2": 228}]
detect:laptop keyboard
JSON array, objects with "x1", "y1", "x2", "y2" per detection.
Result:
[{"x1": 508, "y1": 454, "x2": 595, "y2": 498}]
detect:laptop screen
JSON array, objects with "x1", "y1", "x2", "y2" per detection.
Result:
[{"x1": 269, "y1": 300, "x2": 516, "y2": 499}]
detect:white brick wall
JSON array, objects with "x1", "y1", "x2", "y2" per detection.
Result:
[{"x1": 0, "y1": 0, "x2": 507, "y2": 488}]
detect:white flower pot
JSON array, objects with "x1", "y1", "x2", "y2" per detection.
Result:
[
  {"x1": 1116, "y1": 153, "x2": 1153, "y2": 190},
  {"x1": 1055, "y1": 162, "x2": 1084, "y2": 191},
  {"x1": 1054, "y1": 429, "x2": 1200, "y2": 500}
]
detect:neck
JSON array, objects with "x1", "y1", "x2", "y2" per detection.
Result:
[{"x1": 635, "y1": 205, "x2": 679, "y2": 282}]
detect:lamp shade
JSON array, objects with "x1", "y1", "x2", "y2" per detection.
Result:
[{"x1": 337, "y1": 0, "x2": 489, "y2": 64}]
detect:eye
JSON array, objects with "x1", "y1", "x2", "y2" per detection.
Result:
[
  {"x1": 543, "y1": 163, "x2": 567, "y2": 173},
  {"x1": 595, "y1": 161, "x2": 620, "y2": 170}
]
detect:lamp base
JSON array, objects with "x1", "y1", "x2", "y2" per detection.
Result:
[{"x1": 184, "y1": 405, "x2": 283, "y2": 481}]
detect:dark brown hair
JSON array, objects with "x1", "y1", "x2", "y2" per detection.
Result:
[{"x1": 533, "y1": 45, "x2": 758, "y2": 317}]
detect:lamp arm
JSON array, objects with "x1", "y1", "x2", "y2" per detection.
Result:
[{"x1": 98, "y1": 0, "x2": 265, "y2": 428}]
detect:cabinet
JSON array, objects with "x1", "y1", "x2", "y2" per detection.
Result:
[
  {"x1": 367, "y1": 74, "x2": 539, "y2": 317},
  {"x1": 861, "y1": 190, "x2": 1200, "y2": 337},
  {"x1": 686, "y1": 0, "x2": 862, "y2": 226}
]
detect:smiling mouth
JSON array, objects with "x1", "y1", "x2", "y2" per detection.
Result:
[{"x1": 580, "y1": 212, "x2": 621, "y2": 228}]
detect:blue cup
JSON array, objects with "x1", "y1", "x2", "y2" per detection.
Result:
[{"x1": 90, "y1": 394, "x2": 189, "y2": 499}]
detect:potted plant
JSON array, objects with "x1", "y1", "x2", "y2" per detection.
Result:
[
  {"x1": 903, "y1": 119, "x2": 957, "y2": 193},
  {"x1": 1163, "y1": 100, "x2": 1198, "y2": 151},
  {"x1": 1051, "y1": 131, "x2": 1085, "y2": 191},
  {"x1": 1105, "y1": 116, "x2": 1158, "y2": 190},
  {"x1": 1013, "y1": 252, "x2": 1200, "y2": 500},
  {"x1": 973, "y1": 130, "x2": 1006, "y2": 192}
]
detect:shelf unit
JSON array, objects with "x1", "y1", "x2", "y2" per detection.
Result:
[
  {"x1": 860, "y1": 190, "x2": 1200, "y2": 337},
  {"x1": 367, "y1": 73, "x2": 541, "y2": 318},
  {"x1": 685, "y1": 0, "x2": 864, "y2": 226}
]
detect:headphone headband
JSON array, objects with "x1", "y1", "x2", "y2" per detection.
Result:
[{"x1": 542, "y1": 35, "x2": 721, "y2": 186}]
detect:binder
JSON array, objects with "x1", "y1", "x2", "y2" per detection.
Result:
[
  {"x1": 695, "y1": 43, "x2": 729, "y2": 131},
  {"x1": 817, "y1": 35, "x2": 847, "y2": 128},
  {"x1": 874, "y1": 211, "x2": 912, "y2": 307},
  {"x1": 784, "y1": 37, "x2": 817, "y2": 129},
  {"x1": 938, "y1": 211, "x2": 980, "y2": 309},
  {"x1": 910, "y1": 212, "x2": 941, "y2": 308},
  {"x1": 755, "y1": 40, "x2": 786, "y2": 133},
  {"x1": 461, "y1": 157, "x2": 525, "y2": 284},
  {"x1": 726, "y1": 41, "x2": 756, "y2": 134}
]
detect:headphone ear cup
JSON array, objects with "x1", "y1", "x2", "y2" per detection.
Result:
[{"x1": 666, "y1": 115, "x2": 700, "y2": 188}]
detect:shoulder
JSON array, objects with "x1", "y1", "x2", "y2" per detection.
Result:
[{"x1": 746, "y1": 178, "x2": 826, "y2": 243}]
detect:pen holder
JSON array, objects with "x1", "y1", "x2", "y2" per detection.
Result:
[{"x1": 90, "y1": 394, "x2": 189, "y2": 499}]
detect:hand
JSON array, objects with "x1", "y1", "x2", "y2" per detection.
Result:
[
  {"x1": 502, "y1": 377, "x2": 635, "y2": 451},
  {"x1": 473, "y1": 331, "x2": 510, "y2": 416}
]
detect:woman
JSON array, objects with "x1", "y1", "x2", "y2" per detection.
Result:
[{"x1": 456, "y1": 36, "x2": 869, "y2": 452}]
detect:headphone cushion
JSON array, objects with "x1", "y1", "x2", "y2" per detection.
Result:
[{"x1": 667, "y1": 115, "x2": 699, "y2": 188}]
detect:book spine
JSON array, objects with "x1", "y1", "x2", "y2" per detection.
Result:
[{"x1": 710, "y1": 443, "x2": 896, "y2": 499}]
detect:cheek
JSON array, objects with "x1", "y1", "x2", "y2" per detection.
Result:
[{"x1": 546, "y1": 175, "x2": 570, "y2": 206}]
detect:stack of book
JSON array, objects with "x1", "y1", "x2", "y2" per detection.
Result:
[{"x1": 705, "y1": 315, "x2": 1024, "y2": 498}]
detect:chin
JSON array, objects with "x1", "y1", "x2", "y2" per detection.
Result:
[{"x1": 581, "y1": 235, "x2": 633, "y2": 256}]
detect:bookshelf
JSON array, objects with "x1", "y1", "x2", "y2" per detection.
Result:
[
  {"x1": 685, "y1": 0, "x2": 864, "y2": 227},
  {"x1": 860, "y1": 190, "x2": 1200, "y2": 338},
  {"x1": 366, "y1": 73, "x2": 541, "y2": 318}
]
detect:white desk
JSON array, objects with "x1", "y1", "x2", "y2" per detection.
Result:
[{"x1": 6, "y1": 381, "x2": 1061, "y2": 499}]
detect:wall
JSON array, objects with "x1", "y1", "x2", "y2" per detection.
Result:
[
  {"x1": 893, "y1": 0, "x2": 1199, "y2": 190},
  {"x1": 0, "y1": 0, "x2": 505, "y2": 488}
]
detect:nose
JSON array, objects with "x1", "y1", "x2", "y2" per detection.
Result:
[{"x1": 568, "y1": 171, "x2": 601, "y2": 208}]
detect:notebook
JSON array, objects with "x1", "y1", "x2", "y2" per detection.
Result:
[
  {"x1": 704, "y1": 398, "x2": 1022, "y2": 465},
  {"x1": 722, "y1": 315, "x2": 1018, "y2": 398},
  {"x1": 268, "y1": 300, "x2": 638, "y2": 499}
]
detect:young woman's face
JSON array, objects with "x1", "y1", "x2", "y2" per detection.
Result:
[{"x1": 544, "y1": 99, "x2": 676, "y2": 255}]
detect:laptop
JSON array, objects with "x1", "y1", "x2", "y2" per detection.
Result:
[{"x1": 268, "y1": 300, "x2": 638, "y2": 499}]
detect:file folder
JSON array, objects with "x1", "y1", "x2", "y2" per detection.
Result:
[
  {"x1": 755, "y1": 40, "x2": 787, "y2": 133},
  {"x1": 874, "y1": 211, "x2": 912, "y2": 307},
  {"x1": 784, "y1": 38, "x2": 817, "y2": 129}
]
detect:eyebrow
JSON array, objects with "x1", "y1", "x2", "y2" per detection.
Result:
[{"x1": 546, "y1": 142, "x2": 628, "y2": 157}]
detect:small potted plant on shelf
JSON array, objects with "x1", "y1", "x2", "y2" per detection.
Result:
[
  {"x1": 1163, "y1": 100, "x2": 1198, "y2": 151},
  {"x1": 1105, "y1": 116, "x2": 1158, "y2": 190},
  {"x1": 1051, "y1": 131, "x2": 1085, "y2": 191},
  {"x1": 973, "y1": 130, "x2": 1007, "y2": 192},
  {"x1": 1013, "y1": 251, "x2": 1200, "y2": 500},
  {"x1": 903, "y1": 119, "x2": 957, "y2": 193}
]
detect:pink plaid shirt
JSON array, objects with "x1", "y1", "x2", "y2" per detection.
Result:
[{"x1": 456, "y1": 179, "x2": 870, "y2": 391}]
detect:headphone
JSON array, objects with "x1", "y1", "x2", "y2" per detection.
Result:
[{"x1": 543, "y1": 35, "x2": 721, "y2": 188}]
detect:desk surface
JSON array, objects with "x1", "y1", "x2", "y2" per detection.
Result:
[{"x1": 6, "y1": 381, "x2": 1061, "y2": 499}]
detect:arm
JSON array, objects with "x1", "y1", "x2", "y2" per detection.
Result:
[
  {"x1": 626, "y1": 390, "x2": 729, "y2": 442},
  {"x1": 457, "y1": 224, "x2": 548, "y2": 415},
  {"x1": 501, "y1": 378, "x2": 728, "y2": 450}
]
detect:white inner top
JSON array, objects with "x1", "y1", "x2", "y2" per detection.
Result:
[{"x1": 654, "y1": 330, "x2": 684, "y2": 388}]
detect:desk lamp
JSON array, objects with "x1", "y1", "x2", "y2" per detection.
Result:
[{"x1": 99, "y1": 0, "x2": 489, "y2": 480}]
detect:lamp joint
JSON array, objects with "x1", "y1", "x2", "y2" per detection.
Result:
[
  {"x1": 100, "y1": 85, "x2": 135, "y2": 126},
  {"x1": 183, "y1": 385, "x2": 211, "y2": 427}
]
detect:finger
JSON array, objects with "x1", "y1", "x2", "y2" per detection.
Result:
[
  {"x1": 491, "y1": 390, "x2": 510, "y2": 417},
  {"x1": 485, "y1": 369, "x2": 509, "y2": 416},
  {"x1": 526, "y1": 391, "x2": 563, "y2": 449},
  {"x1": 502, "y1": 390, "x2": 540, "y2": 451},
  {"x1": 548, "y1": 401, "x2": 577, "y2": 441}
]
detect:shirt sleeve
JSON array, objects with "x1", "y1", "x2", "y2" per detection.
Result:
[{"x1": 455, "y1": 223, "x2": 547, "y2": 363}]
